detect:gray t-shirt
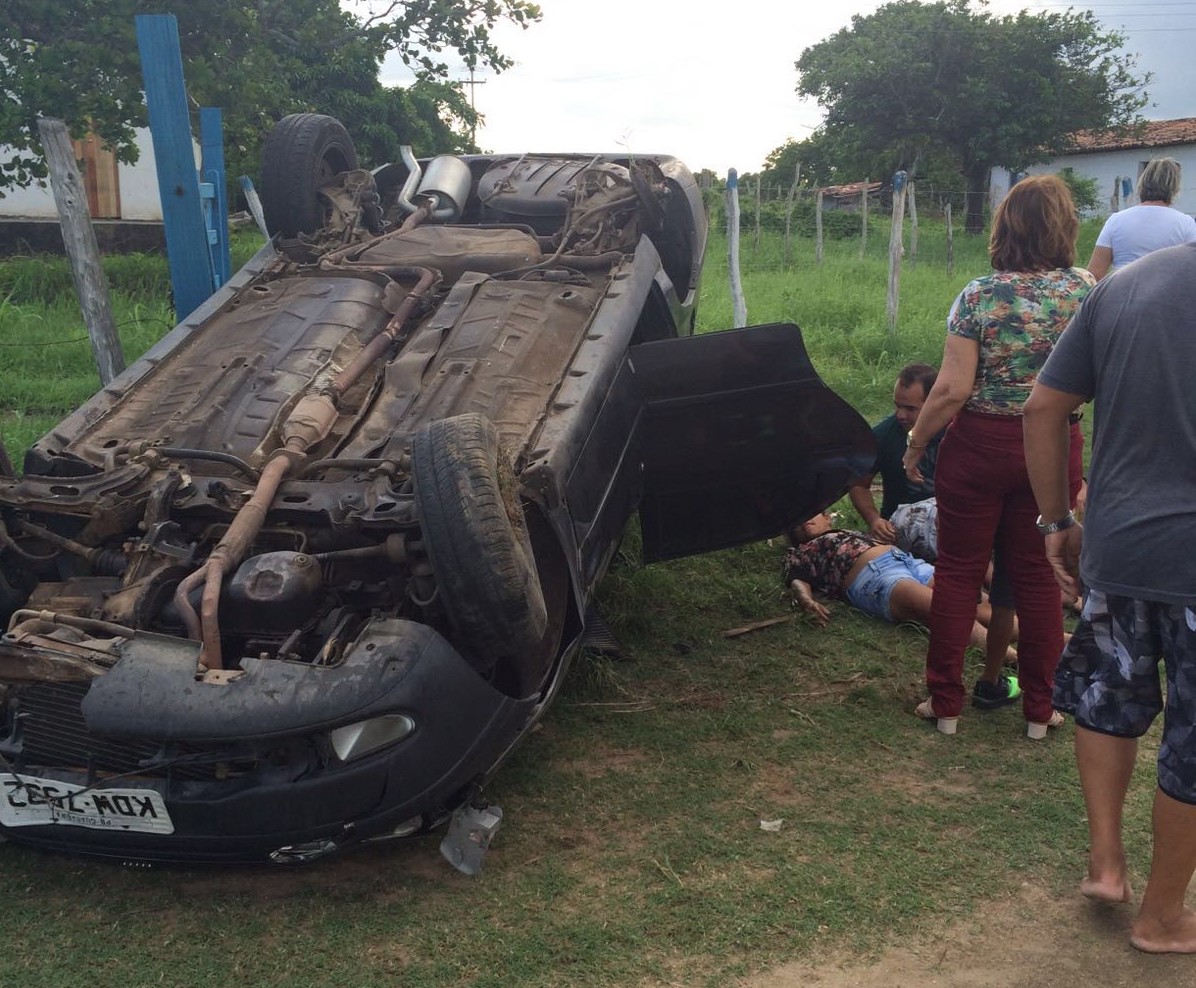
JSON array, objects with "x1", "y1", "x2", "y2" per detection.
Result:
[{"x1": 1038, "y1": 242, "x2": 1196, "y2": 603}]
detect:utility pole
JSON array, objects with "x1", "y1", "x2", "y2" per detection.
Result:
[{"x1": 457, "y1": 67, "x2": 486, "y2": 148}]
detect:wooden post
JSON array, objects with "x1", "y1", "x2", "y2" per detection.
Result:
[
  {"x1": 945, "y1": 202, "x2": 954, "y2": 276},
  {"x1": 726, "y1": 169, "x2": 747, "y2": 327},
  {"x1": 886, "y1": 170, "x2": 908, "y2": 336},
  {"x1": 136, "y1": 13, "x2": 216, "y2": 320},
  {"x1": 36, "y1": 117, "x2": 126, "y2": 386},
  {"x1": 1111, "y1": 176, "x2": 1120, "y2": 213},
  {"x1": 199, "y1": 106, "x2": 230, "y2": 289},
  {"x1": 815, "y1": 189, "x2": 824, "y2": 264},
  {"x1": 908, "y1": 180, "x2": 918, "y2": 266},
  {"x1": 783, "y1": 163, "x2": 800, "y2": 268},
  {"x1": 753, "y1": 178, "x2": 762, "y2": 251},
  {"x1": 859, "y1": 177, "x2": 868, "y2": 259}
]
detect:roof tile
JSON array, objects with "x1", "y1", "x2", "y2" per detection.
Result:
[{"x1": 1064, "y1": 117, "x2": 1196, "y2": 153}]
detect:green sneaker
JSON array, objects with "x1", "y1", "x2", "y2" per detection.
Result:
[{"x1": 972, "y1": 673, "x2": 1021, "y2": 710}]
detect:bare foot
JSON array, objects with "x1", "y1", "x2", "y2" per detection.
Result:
[
  {"x1": 1081, "y1": 875, "x2": 1132, "y2": 904},
  {"x1": 1131, "y1": 907, "x2": 1196, "y2": 953}
]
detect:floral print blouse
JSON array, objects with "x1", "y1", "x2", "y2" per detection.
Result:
[
  {"x1": 947, "y1": 267, "x2": 1095, "y2": 415},
  {"x1": 781, "y1": 530, "x2": 879, "y2": 598}
]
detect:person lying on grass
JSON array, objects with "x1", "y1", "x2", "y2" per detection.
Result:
[{"x1": 781, "y1": 512, "x2": 1018, "y2": 682}]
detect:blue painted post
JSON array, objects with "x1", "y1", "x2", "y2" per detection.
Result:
[
  {"x1": 200, "y1": 107, "x2": 230, "y2": 289},
  {"x1": 135, "y1": 13, "x2": 215, "y2": 320}
]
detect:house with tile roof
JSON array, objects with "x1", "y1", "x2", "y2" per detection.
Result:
[{"x1": 990, "y1": 117, "x2": 1196, "y2": 217}]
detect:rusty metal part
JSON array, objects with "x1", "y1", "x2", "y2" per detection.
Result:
[
  {"x1": 295, "y1": 458, "x2": 399, "y2": 479},
  {"x1": 0, "y1": 639, "x2": 110, "y2": 682},
  {"x1": 11, "y1": 518, "x2": 105, "y2": 566},
  {"x1": 325, "y1": 266, "x2": 437, "y2": 400},
  {"x1": 183, "y1": 265, "x2": 437, "y2": 670},
  {"x1": 6, "y1": 608, "x2": 136, "y2": 639},
  {"x1": 128, "y1": 444, "x2": 260, "y2": 482},
  {"x1": 312, "y1": 533, "x2": 407, "y2": 565}
]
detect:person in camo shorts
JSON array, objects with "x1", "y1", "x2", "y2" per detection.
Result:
[{"x1": 1024, "y1": 239, "x2": 1196, "y2": 954}]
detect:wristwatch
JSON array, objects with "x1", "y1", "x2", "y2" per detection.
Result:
[
  {"x1": 1035, "y1": 511, "x2": 1076, "y2": 535},
  {"x1": 906, "y1": 432, "x2": 925, "y2": 449}
]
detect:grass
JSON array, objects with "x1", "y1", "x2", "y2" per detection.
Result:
[{"x1": 0, "y1": 217, "x2": 1155, "y2": 987}]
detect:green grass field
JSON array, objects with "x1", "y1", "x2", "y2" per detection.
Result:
[{"x1": 0, "y1": 218, "x2": 1152, "y2": 988}]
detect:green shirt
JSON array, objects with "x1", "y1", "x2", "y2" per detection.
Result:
[{"x1": 872, "y1": 414, "x2": 938, "y2": 519}]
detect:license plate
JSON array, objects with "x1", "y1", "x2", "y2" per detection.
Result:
[{"x1": 0, "y1": 774, "x2": 174, "y2": 834}]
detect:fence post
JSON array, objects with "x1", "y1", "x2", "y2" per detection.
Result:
[
  {"x1": 36, "y1": 117, "x2": 126, "y2": 386},
  {"x1": 783, "y1": 162, "x2": 800, "y2": 268},
  {"x1": 815, "y1": 188, "x2": 824, "y2": 264},
  {"x1": 199, "y1": 106, "x2": 230, "y2": 289},
  {"x1": 945, "y1": 202, "x2": 954, "y2": 277},
  {"x1": 886, "y1": 170, "x2": 908, "y2": 336},
  {"x1": 859, "y1": 177, "x2": 868, "y2": 259},
  {"x1": 753, "y1": 178, "x2": 762, "y2": 251},
  {"x1": 136, "y1": 13, "x2": 217, "y2": 321},
  {"x1": 726, "y1": 169, "x2": 747, "y2": 328},
  {"x1": 908, "y1": 180, "x2": 918, "y2": 266}
]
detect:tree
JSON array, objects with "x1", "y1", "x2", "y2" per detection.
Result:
[
  {"x1": 1056, "y1": 167, "x2": 1101, "y2": 215},
  {"x1": 759, "y1": 133, "x2": 844, "y2": 192},
  {"x1": 0, "y1": 0, "x2": 540, "y2": 194},
  {"x1": 795, "y1": 0, "x2": 1148, "y2": 233}
]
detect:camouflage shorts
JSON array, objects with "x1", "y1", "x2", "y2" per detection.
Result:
[
  {"x1": 890, "y1": 497, "x2": 938, "y2": 563},
  {"x1": 1054, "y1": 588, "x2": 1196, "y2": 804}
]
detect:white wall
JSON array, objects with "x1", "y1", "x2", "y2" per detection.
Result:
[
  {"x1": 992, "y1": 144, "x2": 1196, "y2": 217},
  {"x1": 0, "y1": 127, "x2": 191, "y2": 221}
]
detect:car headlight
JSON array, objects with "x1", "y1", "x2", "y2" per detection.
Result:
[{"x1": 329, "y1": 713, "x2": 416, "y2": 762}]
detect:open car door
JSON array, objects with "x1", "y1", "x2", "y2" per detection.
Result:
[{"x1": 631, "y1": 322, "x2": 876, "y2": 563}]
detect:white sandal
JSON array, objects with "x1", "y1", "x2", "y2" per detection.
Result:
[
  {"x1": 1027, "y1": 710, "x2": 1065, "y2": 740},
  {"x1": 915, "y1": 698, "x2": 958, "y2": 735}
]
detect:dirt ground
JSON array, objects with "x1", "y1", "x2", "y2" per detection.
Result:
[{"x1": 745, "y1": 881, "x2": 1192, "y2": 987}]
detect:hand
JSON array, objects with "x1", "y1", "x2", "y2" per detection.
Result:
[
  {"x1": 790, "y1": 580, "x2": 831, "y2": 628},
  {"x1": 902, "y1": 446, "x2": 924, "y2": 484},
  {"x1": 867, "y1": 517, "x2": 897, "y2": 543},
  {"x1": 798, "y1": 597, "x2": 831, "y2": 628},
  {"x1": 1044, "y1": 525, "x2": 1083, "y2": 599}
]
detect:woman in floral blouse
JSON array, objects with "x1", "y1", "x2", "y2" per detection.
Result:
[{"x1": 901, "y1": 175, "x2": 1091, "y2": 739}]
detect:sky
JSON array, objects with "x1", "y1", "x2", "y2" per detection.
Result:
[{"x1": 377, "y1": 0, "x2": 1194, "y2": 176}]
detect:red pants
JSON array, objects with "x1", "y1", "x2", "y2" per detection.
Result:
[{"x1": 925, "y1": 410, "x2": 1082, "y2": 721}]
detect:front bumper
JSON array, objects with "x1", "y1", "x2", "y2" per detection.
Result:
[{"x1": 0, "y1": 619, "x2": 535, "y2": 864}]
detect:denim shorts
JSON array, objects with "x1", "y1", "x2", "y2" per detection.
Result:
[
  {"x1": 844, "y1": 548, "x2": 934, "y2": 622},
  {"x1": 1054, "y1": 588, "x2": 1196, "y2": 805}
]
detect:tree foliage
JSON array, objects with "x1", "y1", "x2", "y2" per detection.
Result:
[
  {"x1": 1055, "y1": 166, "x2": 1101, "y2": 215},
  {"x1": 795, "y1": 0, "x2": 1148, "y2": 232},
  {"x1": 1, "y1": 0, "x2": 540, "y2": 194}
]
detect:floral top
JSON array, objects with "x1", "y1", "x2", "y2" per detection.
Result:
[
  {"x1": 781, "y1": 530, "x2": 879, "y2": 598},
  {"x1": 947, "y1": 268, "x2": 1095, "y2": 415}
]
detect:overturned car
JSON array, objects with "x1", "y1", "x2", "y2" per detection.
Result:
[{"x1": 0, "y1": 115, "x2": 874, "y2": 865}]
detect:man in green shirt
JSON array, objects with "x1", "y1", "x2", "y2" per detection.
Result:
[{"x1": 849, "y1": 363, "x2": 941, "y2": 541}]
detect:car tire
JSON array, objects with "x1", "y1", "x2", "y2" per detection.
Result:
[
  {"x1": 412, "y1": 413, "x2": 549, "y2": 688},
  {"x1": 260, "y1": 113, "x2": 359, "y2": 236}
]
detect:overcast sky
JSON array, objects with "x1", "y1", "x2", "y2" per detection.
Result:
[{"x1": 379, "y1": 0, "x2": 1194, "y2": 175}]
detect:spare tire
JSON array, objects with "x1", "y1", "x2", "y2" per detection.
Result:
[
  {"x1": 260, "y1": 113, "x2": 359, "y2": 236},
  {"x1": 412, "y1": 414, "x2": 549, "y2": 688}
]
